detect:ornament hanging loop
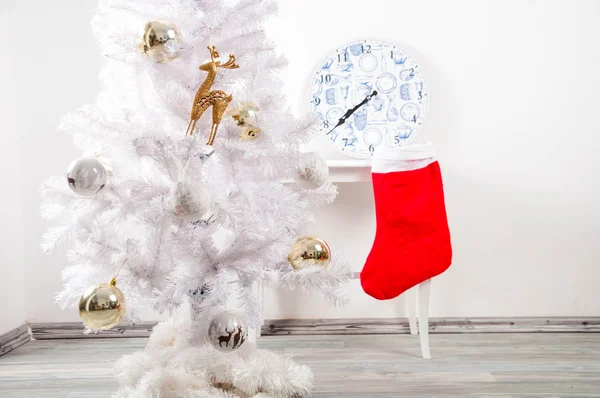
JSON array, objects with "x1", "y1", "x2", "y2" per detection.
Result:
[{"x1": 111, "y1": 257, "x2": 129, "y2": 284}]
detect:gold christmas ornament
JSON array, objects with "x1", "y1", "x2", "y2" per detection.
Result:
[
  {"x1": 185, "y1": 46, "x2": 240, "y2": 146},
  {"x1": 288, "y1": 236, "x2": 331, "y2": 270},
  {"x1": 78, "y1": 278, "x2": 126, "y2": 330},
  {"x1": 240, "y1": 126, "x2": 262, "y2": 141},
  {"x1": 229, "y1": 102, "x2": 261, "y2": 141},
  {"x1": 140, "y1": 20, "x2": 183, "y2": 63},
  {"x1": 231, "y1": 102, "x2": 259, "y2": 127}
]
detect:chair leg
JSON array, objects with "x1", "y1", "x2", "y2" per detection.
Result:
[
  {"x1": 248, "y1": 281, "x2": 265, "y2": 343},
  {"x1": 406, "y1": 287, "x2": 418, "y2": 335},
  {"x1": 257, "y1": 281, "x2": 264, "y2": 338},
  {"x1": 418, "y1": 278, "x2": 432, "y2": 359}
]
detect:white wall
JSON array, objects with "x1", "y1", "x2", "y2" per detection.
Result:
[
  {"x1": 0, "y1": 1, "x2": 26, "y2": 335},
  {"x1": 7, "y1": 0, "x2": 600, "y2": 324},
  {"x1": 15, "y1": 1, "x2": 103, "y2": 323},
  {"x1": 263, "y1": 0, "x2": 600, "y2": 318}
]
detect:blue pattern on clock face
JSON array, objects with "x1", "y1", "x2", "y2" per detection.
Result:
[{"x1": 311, "y1": 40, "x2": 428, "y2": 158}]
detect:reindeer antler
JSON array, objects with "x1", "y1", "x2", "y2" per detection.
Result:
[
  {"x1": 221, "y1": 54, "x2": 239, "y2": 69},
  {"x1": 206, "y1": 45, "x2": 239, "y2": 69},
  {"x1": 208, "y1": 45, "x2": 220, "y2": 62}
]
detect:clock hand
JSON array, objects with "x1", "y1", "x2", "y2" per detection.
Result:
[
  {"x1": 326, "y1": 90, "x2": 378, "y2": 135},
  {"x1": 352, "y1": 90, "x2": 378, "y2": 113}
]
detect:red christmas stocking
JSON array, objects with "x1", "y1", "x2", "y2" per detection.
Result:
[{"x1": 360, "y1": 144, "x2": 452, "y2": 300}]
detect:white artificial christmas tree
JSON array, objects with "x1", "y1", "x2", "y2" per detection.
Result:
[{"x1": 40, "y1": 0, "x2": 353, "y2": 396}]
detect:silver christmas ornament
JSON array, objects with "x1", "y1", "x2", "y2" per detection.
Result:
[
  {"x1": 169, "y1": 180, "x2": 212, "y2": 221},
  {"x1": 208, "y1": 312, "x2": 248, "y2": 352},
  {"x1": 295, "y1": 152, "x2": 329, "y2": 189},
  {"x1": 81, "y1": 150, "x2": 114, "y2": 176},
  {"x1": 67, "y1": 157, "x2": 108, "y2": 196}
]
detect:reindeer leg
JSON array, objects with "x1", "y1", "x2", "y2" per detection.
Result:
[
  {"x1": 190, "y1": 119, "x2": 200, "y2": 136},
  {"x1": 207, "y1": 123, "x2": 219, "y2": 146},
  {"x1": 185, "y1": 118, "x2": 194, "y2": 136},
  {"x1": 207, "y1": 99, "x2": 228, "y2": 145},
  {"x1": 206, "y1": 123, "x2": 215, "y2": 145}
]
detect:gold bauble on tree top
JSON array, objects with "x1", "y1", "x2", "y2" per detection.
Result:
[
  {"x1": 139, "y1": 20, "x2": 183, "y2": 63},
  {"x1": 288, "y1": 236, "x2": 331, "y2": 270},
  {"x1": 78, "y1": 278, "x2": 126, "y2": 330}
]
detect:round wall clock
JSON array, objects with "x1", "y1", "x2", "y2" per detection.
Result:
[{"x1": 311, "y1": 40, "x2": 428, "y2": 158}]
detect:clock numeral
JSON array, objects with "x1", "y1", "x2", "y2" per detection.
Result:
[
  {"x1": 323, "y1": 120, "x2": 330, "y2": 128},
  {"x1": 417, "y1": 91, "x2": 423, "y2": 100},
  {"x1": 409, "y1": 68, "x2": 415, "y2": 78},
  {"x1": 390, "y1": 50, "x2": 394, "y2": 59},
  {"x1": 362, "y1": 44, "x2": 372, "y2": 54},
  {"x1": 394, "y1": 136, "x2": 400, "y2": 145},
  {"x1": 314, "y1": 97, "x2": 321, "y2": 105},
  {"x1": 342, "y1": 138, "x2": 348, "y2": 148},
  {"x1": 412, "y1": 115, "x2": 417, "y2": 123},
  {"x1": 369, "y1": 144, "x2": 375, "y2": 154},
  {"x1": 320, "y1": 74, "x2": 332, "y2": 83},
  {"x1": 337, "y1": 52, "x2": 349, "y2": 62}
]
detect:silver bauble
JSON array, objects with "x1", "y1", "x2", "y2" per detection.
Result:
[
  {"x1": 140, "y1": 20, "x2": 183, "y2": 63},
  {"x1": 169, "y1": 180, "x2": 212, "y2": 221},
  {"x1": 295, "y1": 152, "x2": 329, "y2": 189},
  {"x1": 82, "y1": 150, "x2": 114, "y2": 176},
  {"x1": 67, "y1": 157, "x2": 107, "y2": 196},
  {"x1": 208, "y1": 312, "x2": 248, "y2": 352}
]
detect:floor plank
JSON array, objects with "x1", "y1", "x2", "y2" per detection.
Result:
[{"x1": 0, "y1": 334, "x2": 599, "y2": 397}]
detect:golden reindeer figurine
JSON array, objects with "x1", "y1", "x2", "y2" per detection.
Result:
[{"x1": 185, "y1": 46, "x2": 239, "y2": 145}]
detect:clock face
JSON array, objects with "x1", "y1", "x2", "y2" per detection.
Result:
[{"x1": 311, "y1": 40, "x2": 428, "y2": 158}]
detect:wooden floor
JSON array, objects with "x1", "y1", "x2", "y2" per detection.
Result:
[{"x1": 1, "y1": 333, "x2": 599, "y2": 397}]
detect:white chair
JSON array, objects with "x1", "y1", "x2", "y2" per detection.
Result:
[{"x1": 250, "y1": 278, "x2": 432, "y2": 359}]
